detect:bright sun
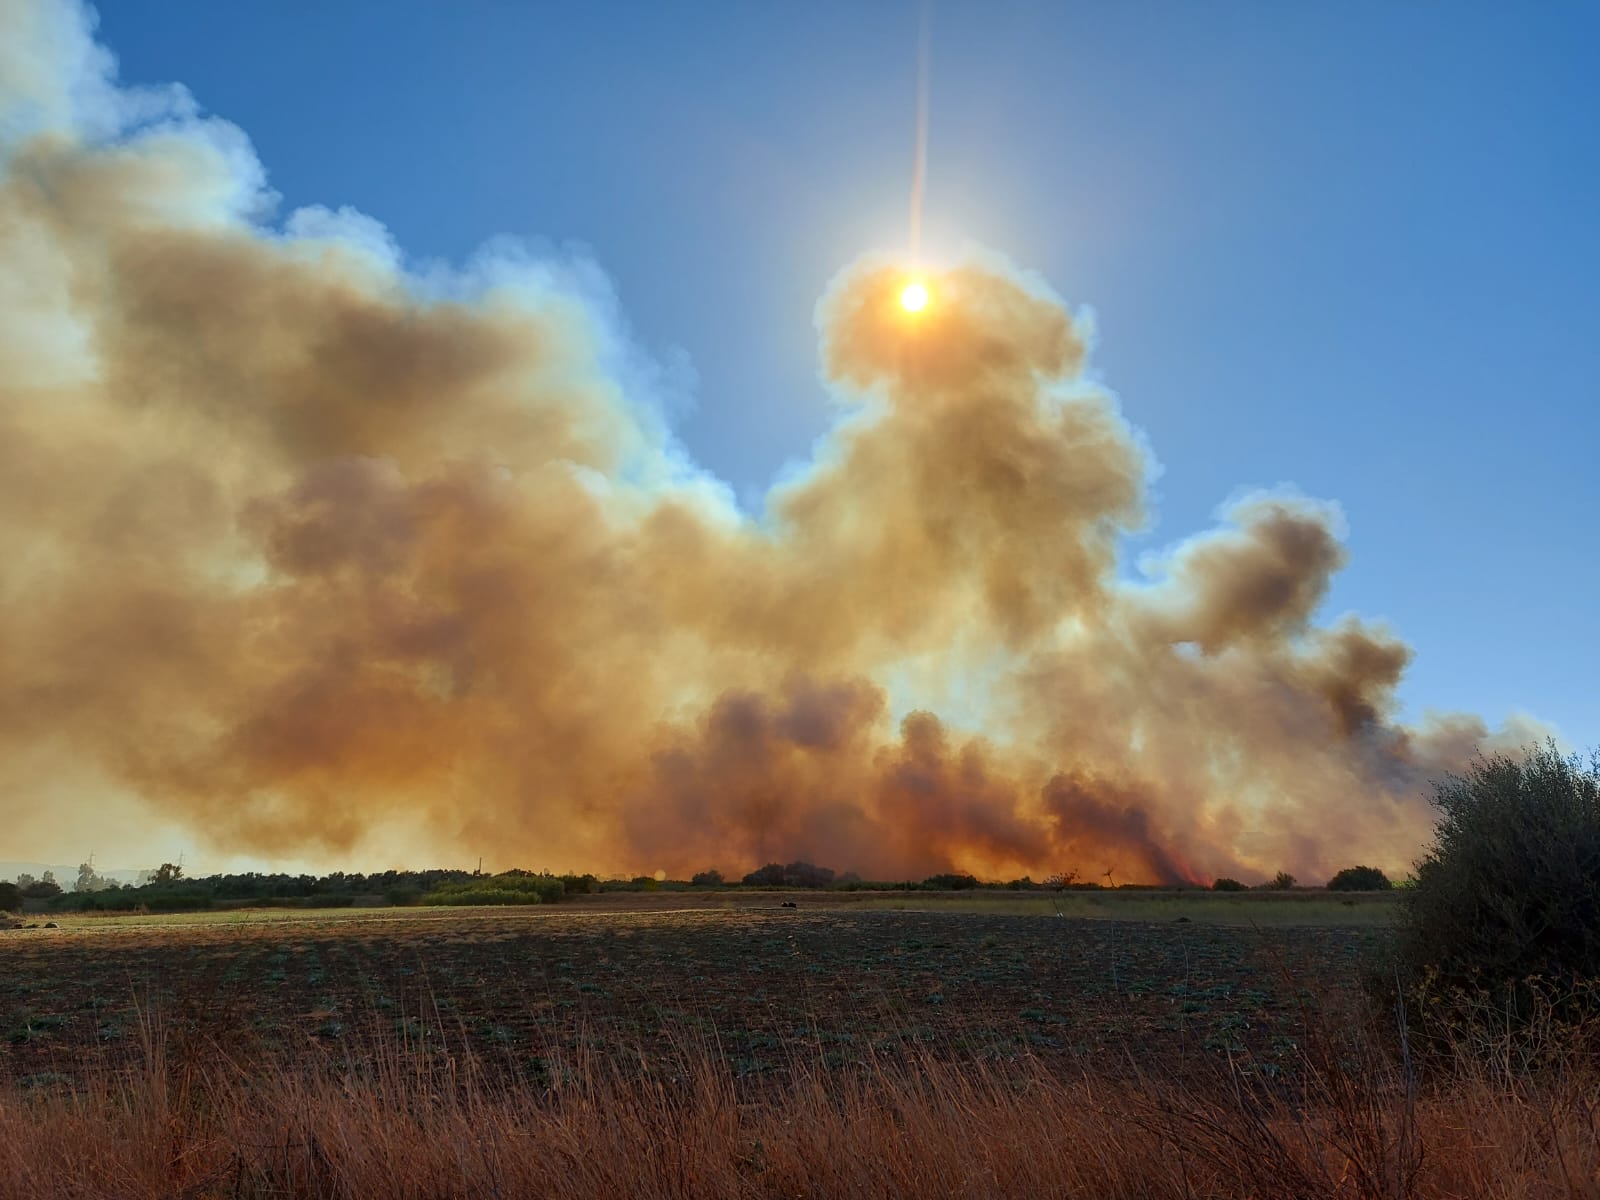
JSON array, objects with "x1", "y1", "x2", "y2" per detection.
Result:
[{"x1": 900, "y1": 280, "x2": 929, "y2": 313}]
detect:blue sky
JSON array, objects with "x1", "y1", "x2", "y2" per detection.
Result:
[{"x1": 94, "y1": 1, "x2": 1599, "y2": 741}]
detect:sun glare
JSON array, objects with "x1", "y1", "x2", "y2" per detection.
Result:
[{"x1": 900, "y1": 280, "x2": 929, "y2": 313}]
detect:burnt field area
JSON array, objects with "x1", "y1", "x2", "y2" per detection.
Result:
[{"x1": 1, "y1": 898, "x2": 1393, "y2": 1090}]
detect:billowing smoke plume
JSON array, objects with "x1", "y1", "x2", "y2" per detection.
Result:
[{"x1": 0, "y1": 1, "x2": 1541, "y2": 883}]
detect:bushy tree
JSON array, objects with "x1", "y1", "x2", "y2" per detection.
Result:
[
  {"x1": 1261, "y1": 871, "x2": 1296, "y2": 891},
  {"x1": 21, "y1": 875, "x2": 61, "y2": 900},
  {"x1": 1401, "y1": 743, "x2": 1600, "y2": 994},
  {"x1": 742, "y1": 863, "x2": 785, "y2": 887},
  {"x1": 75, "y1": 862, "x2": 114, "y2": 892},
  {"x1": 783, "y1": 861, "x2": 835, "y2": 888},
  {"x1": 1211, "y1": 877, "x2": 1246, "y2": 892},
  {"x1": 690, "y1": 869, "x2": 724, "y2": 887},
  {"x1": 741, "y1": 861, "x2": 835, "y2": 888},
  {"x1": 0, "y1": 881, "x2": 20, "y2": 912},
  {"x1": 1327, "y1": 865, "x2": 1392, "y2": 892}
]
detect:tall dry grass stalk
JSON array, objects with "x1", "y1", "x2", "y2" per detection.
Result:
[{"x1": 2, "y1": 1010, "x2": 1598, "y2": 1200}]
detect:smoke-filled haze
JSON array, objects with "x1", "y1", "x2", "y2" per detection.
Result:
[{"x1": 0, "y1": 0, "x2": 1545, "y2": 883}]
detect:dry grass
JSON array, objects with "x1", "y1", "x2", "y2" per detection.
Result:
[{"x1": 2, "y1": 1005, "x2": 1597, "y2": 1200}]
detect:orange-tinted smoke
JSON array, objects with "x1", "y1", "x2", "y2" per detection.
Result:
[{"x1": 0, "y1": 0, "x2": 1545, "y2": 883}]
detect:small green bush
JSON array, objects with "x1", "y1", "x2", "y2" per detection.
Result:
[
  {"x1": 1259, "y1": 872, "x2": 1296, "y2": 891},
  {"x1": 1327, "y1": 865, "x2": 1392, "y2": 892},
  {"x1": 0, "y1": 882, "x2": 20, "y2": 912},
  {"x1": 922, "y1": 873, "x2": 979, "y2": 891},
  {"x1": 1210, "y1": 877, "x2": 1246, "y2": 892}
]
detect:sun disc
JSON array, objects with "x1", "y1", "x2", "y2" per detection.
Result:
[{"x1": 900, "y1": 280, "x2": 929, "y2": 313}]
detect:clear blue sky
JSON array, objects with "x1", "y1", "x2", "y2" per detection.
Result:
[{"x1": 94, "y1": 1, "x2": 1599, "y2": 742}]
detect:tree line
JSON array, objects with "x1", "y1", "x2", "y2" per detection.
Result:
[{"x1": 2, "y1": 857, "x2": 1406, "y2": 915}]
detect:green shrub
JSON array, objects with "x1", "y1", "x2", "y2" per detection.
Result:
[
  {"x1": 1210, "y1": 877, "x2": 1246, "y2": 892},
  {"x1": 1259, "y1": 872, "x2": 1296, "y2": 891},
  {"x1": 1327, "y1": 865, "x2": 1392, "y2": 892},
  {"x1": 922, "y1": 873, "x2": 980, "y2": 890},
  {"x1": 432, "y1": 887, "x2": 541, "y2": 907},
  {"x1": 0, "y1": 881, "x2": 19, "y2": 912},
  {"x1": 429, "y1": 873, "x2": 564, "y2": 906},
  {"x1": 1400, "y1": 743, "x2": 1600, "y2": 997},
  {"x1": 690, "y1": 869, "x2": 724, "y2": 887}
]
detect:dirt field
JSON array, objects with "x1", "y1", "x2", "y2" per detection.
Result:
[{"x1": 1, "y1": 893, "x2": 1397, "y2": 1089}]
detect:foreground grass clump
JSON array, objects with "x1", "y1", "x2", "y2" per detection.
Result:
[{"x1": 3, "y1": 1021, "x2": 1597, "y2": 1200}]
